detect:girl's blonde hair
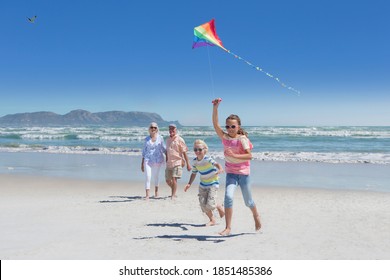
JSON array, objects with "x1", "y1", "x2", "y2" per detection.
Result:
[
  {"x1": 193, "y1": 139, "x2": 208, "y2": 152},
  {"x1": 226, "y1": 114, "x2": 248, "y2": 137}
]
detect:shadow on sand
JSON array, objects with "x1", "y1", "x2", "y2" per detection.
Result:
[
  {"x1": 99, "y1": 195, "x2": 168, "y2": 203},
  {"x1": 134, "y1": 232, "x2": 253, "y2": 243},
  {"x1": 146, "y1": 222, "x2": 205, "y2": 231},
  {"x1": 134, "y1": 222, "x2": 256, "y2": 243}
]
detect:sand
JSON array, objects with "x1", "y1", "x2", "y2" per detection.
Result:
[{"x1": 0, "y1": 174, "x2": 389, "y2": 260}]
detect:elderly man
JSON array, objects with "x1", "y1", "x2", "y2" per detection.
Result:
[{"x1": 165, "y1": 124, "x2": 191, "y2": 199}]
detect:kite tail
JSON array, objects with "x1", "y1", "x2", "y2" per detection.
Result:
[{"x1": 225, "y1": 49, "x2": 301, "y2": 95}]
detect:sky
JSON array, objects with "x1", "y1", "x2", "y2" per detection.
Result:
[{"x1": 1, "y1": 0, "x2": 389, "y2": 126}]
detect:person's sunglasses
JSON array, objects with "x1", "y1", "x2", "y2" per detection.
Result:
[
  {"x1": 225, "y1": 125, "x2": 237, "y2": 129},
  {"x1": 149, "y1": 126, "x2": 157, "y2": 129},
  {"x1": 193, "y1": 148, "x2": 204, "y2": 152}
]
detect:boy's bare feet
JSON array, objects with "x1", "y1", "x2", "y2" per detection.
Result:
[
  {"x1": 206, "y1": 219, "x2": 217, "y2": 227},
  {"x1": 219, "y1": 228, "x2": 231, "y2": 236},
  {"x1": 217, "y1": 205, "x2": 225, "y2": 218}
]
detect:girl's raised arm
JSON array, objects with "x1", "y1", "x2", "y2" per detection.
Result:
[{"x1": 212, "y1": 98, "x2": 224, "y2": 140}]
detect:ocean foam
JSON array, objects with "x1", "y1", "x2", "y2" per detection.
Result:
[{"x1": 1, "y1": 126, "x2": 389, "y2": 164}]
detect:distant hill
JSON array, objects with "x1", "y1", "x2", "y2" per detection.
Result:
[{"x1": 0, "y1": 110, "x2": 181, "y2": 127}]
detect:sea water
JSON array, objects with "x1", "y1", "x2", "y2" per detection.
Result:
[
  {"x1": 1, "y1": 126, "x2": 389, "y2": 191},
  {"x1": 1, "y1": 126, "x2": 389, "y2": 164}
]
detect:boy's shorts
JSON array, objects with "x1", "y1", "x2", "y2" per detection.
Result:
[
  {"x1": 165, "y1": 165, "x2": 182, "y2": 180},
  {"x1": 198, "y1": 186, "x2": 218, "y2": 212}
]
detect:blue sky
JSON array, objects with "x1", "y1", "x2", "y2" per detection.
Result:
[{"x1": 1, "y1": 0, "x2": 389, "y2": 126}]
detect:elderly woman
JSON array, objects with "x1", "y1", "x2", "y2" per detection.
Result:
[{"x1": 141, "y1": 122, "x2": 166, "y2": 199}]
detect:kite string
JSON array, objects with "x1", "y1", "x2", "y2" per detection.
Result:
[
  {"x1": 206, "y1": 45, "x2": 216, "y2": 99},
  {"x1": 225, "y1": 49, "x2": 301, "y2": 96}
]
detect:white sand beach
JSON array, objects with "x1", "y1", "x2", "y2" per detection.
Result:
[{"x1": 1, "y1": 173, "x2": 389, "y2": 260}]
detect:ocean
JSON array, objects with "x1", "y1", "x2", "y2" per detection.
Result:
[
  {"x1": 1, "y1": 126, "x2": 389, "y2": 192},
  {"x1": 1, "y1": 126, "x2": 389, "y2": 164}
]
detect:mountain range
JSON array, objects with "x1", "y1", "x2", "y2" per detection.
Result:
[{"x1": 0, "y1": 110, "x2": 181, "y2": 127}]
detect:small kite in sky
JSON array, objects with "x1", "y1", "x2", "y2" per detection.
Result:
[
  {"x1": 193, "y1": 19, "x2": 300, "y2": 95},
  {"x1": 27, "y1": 15, "x2": 37, "y2": 23}
]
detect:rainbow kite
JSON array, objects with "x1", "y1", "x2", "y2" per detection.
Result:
[{"x1": 192, "y1": 19, "x2": 300, "y2": 95}]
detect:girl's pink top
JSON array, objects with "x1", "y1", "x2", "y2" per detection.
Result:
[{"x1": 222, "y1": 134, "x2": 253, "y2": 175}]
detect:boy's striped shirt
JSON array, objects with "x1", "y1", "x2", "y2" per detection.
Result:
[{"x1": 191, "y1": 155, "x2": 219, "y2": 188}]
